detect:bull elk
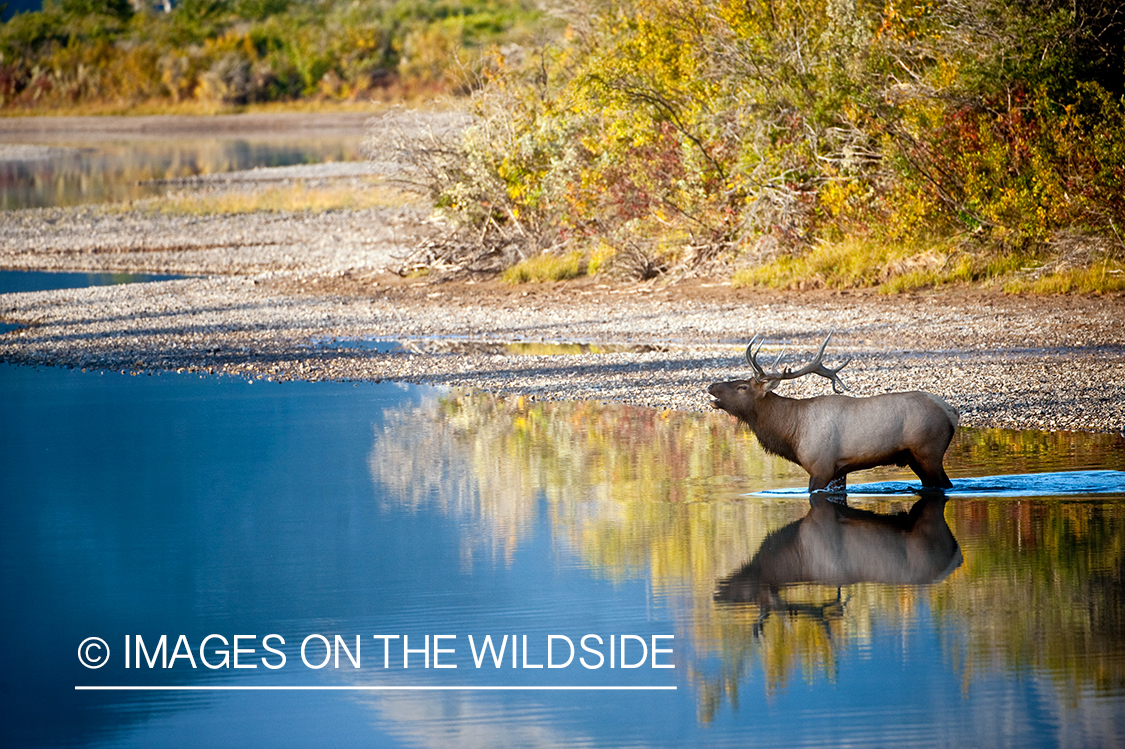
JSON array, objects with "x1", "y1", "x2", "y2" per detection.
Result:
[{"x1": 708, "y1": 333, "x2": 959, "y2": 493}]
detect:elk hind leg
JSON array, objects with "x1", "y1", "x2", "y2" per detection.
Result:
[{"x1": 908, "y1": 452, "x2": 952, "y2": 490}]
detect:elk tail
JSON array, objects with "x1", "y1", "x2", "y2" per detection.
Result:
[{"x1": 925, "y1": 393, "x2": 961, "y2": 429}]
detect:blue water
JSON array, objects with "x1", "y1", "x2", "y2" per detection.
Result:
[
  {"x1": 1, "y1": 272, "x2": 189, "y2": 334},
  {"x1": 0, "y1": 270, "x2": 189, "y2": 295},
  {"x1": 2, "y1": 364, "x2": 1124, "y2": 747}
]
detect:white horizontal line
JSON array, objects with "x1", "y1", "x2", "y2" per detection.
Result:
[{"x1": 76, "y1": 685, "x2": 676, "y2": 692}]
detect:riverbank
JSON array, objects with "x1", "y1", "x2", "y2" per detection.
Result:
[
  {"x1": 1, "y1": 115, "x2": 1123, "y2": 434},
  {"x1": 2, "y1": 251, "x2": 1122, "y2": 433}
]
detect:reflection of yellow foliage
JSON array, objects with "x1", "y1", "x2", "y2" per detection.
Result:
[
  {"x1": 368, "y1": 391, "x2": 805, "y2": 572},
  {"x1": 950, "y1": 427, "x2": 1125, "y2": 476},
  {"x1": 369, "y1": 391, "x2": 1125, "y2": 718},
  {"x1": 936, "y1": 497, "x2": 1125, "y2": 694}
]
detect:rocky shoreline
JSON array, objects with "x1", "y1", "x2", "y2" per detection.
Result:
[{"x1": 2, "y1": 115, "x2": 1124, "y2": 435}]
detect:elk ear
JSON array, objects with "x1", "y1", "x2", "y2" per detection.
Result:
[{"x1": 756, "y1": 377, "x2": 780, "y2": 394}]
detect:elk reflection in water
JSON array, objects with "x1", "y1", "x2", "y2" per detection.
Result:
[{"x1": 715, "y1": 494, "x2": 961, "y2": 615}]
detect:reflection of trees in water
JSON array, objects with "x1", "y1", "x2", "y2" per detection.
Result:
[
  {"x1": 949, "y1": 428, "x2": 1125, "y2": 475},
  {"x1": 368, "y1": 392, "x2": 803, "y2": 570},
  {"x1": 0, "y1": 138, "x2": 360, "y2": 209},
  {"x1": 368, "y1": 393, "x2": 543, "y2": 566},
  {"x1": 942, "y1": 430, "x2": 1125, "y2": 694},
  {"x1": 368, "y1": 391, "x2": 1125, "y2": 716},
  {"x1": 936, "y1": 498, "x2": 1125, "y2": 693}
]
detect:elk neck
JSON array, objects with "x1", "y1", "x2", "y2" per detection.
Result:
[{"x1": 741, "y1": 392, "x2": 802, "y2": 464}]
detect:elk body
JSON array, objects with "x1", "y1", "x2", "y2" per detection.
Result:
[{"x1": 708, "y1": 334, "x2": 959, "y2": 493}]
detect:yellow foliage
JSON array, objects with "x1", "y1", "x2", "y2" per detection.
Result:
[{"x1": 587, "y1": 243, "x2": 617, "y2": 275}]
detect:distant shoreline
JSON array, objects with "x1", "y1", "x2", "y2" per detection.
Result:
[
  {"x1": 0, "y1": 143, "x2": 80, "y2": 161},
  {"x1": 0, "y1": 112, "x2": 377, "y2": 143}
]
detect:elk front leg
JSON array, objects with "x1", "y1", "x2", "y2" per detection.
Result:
[{"x1": 808, "y1": 473, "x2": 847, "y2": 497}]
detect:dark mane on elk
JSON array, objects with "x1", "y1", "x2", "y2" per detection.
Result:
[{"x1": 708, "y1": 333, "x2": 959, "y2": 493}]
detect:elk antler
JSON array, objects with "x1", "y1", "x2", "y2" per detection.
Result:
[{"x1": 745, "y1": 332, "x2": 850, "y2": 393}]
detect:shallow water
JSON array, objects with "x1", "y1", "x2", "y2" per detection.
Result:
[
  {"x1": 2, "y1": 364, "x2": 1123, "y2": 747},
  {"x1": 0, "y1": 271, "x2": 190, "y2": 334},
  {"x1": 759, "y1": 470, "x2": 1125, "y2": 497},
  {"x1": 0, "y1": 269, "x2": 189, "y2": 295},
  {"x1": 0, "y1": 137, "x2": 361, "y2": 210}
]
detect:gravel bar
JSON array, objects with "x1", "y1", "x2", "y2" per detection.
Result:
[{"x1": 2, "y1": 149, "x2": 1124, "y2": 434}]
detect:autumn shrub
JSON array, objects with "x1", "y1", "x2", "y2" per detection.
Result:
[
  {"x1": 0, "y1": 0, "x2": 548, "y2": 108},
  {"x1": 406, "y1": 0, "x2": 1125, "y2": 288},
  {"x1": 389, "y1": 0, "x2": 904, "y2": 279}
]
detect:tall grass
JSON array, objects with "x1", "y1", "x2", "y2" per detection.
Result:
[
  {"x1": 135, "y1": 182, "x2": 421, "y2": 216},
  {"x1": 500, "y1": 251, "x2": 586, "y2": 283}
]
